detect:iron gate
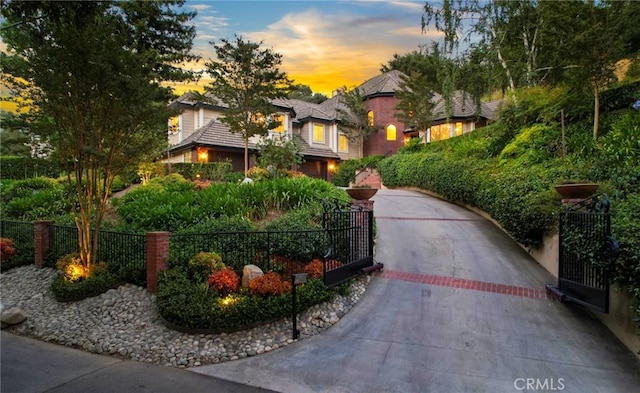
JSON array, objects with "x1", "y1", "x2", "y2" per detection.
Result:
[
  {"x1": 322, "y1": 199, "x2": 379, "y2": 287},
  {"x1": 547, "y1": 194, "x2": 618, "y2": 313}
]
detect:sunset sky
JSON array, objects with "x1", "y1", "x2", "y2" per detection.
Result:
[
  {"x1": 181, "y1": 0, "x2": 441, "y2": 96},
  {"x1": 0, "y1": 1, "x2": 443, "y2": 107}
]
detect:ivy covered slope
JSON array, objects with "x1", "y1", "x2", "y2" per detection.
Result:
[{"x1": 377, "y1": 84, "x2": 640, "y2": 322}]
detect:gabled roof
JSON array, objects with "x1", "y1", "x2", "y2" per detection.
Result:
[
  {"x1": 169, "y1": 119, "x2": 339, "y2": 159},
  {"x1": 169, "y1": 92, "x2": 295, "y2": 114},
  {"x1": 285, "y1": 98, "x2": 335, "y2": 122},
  {"x1": 170, "y1": 120, "x2": 252, "y2": 153},
  {"x1": 431, "y1": 90, "x2": 496, "y2": 122},
  {"x1": 357, "y1": 69, "x2": 406, "y2": 99}
]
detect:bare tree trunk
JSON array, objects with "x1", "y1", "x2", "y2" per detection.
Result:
[
  {"x1": 244, "y1": 135, "x2": 249, "y2": 177},
  {"x1": 593, "y1": 85, "x2": 600, "y2": 140}
]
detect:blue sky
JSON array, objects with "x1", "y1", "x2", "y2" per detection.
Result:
[{"x1": 185, "y1": 0, "x2": 441, "y2": 95}]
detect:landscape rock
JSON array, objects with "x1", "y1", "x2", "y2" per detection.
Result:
[{"x1": 0, "y1": 265, "x2": 370, "y2": 368}]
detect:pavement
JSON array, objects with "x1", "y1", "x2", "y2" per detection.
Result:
[{"x1": 2, "y1": 189, "x2": 640, "y2": 393}]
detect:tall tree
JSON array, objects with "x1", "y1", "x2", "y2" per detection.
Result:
[
  {"x1": 422, "y1": 0, "x2": 541, "y2": 94},
  {"x1": 395, "y1": 72, "x2": 437, "y2": 136},
  {"x1": 336, "y1": 86, "x2": 379, "y2": 144},
  {"x1": 0, "y1": 0, "x2": 198, "y2": 271},
  {"x1": 204, "y1": 35, "x2": 291, "y2": 177},
  {"x1": 538, "y1": 0, "x2": 628, "y2": 138}
]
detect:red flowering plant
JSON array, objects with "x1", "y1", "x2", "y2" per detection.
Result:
[
  {"x1": 207, "y1": 267, "x2": 240, "y2": 296},
  {"x1": 0, "y1": 238, "x2": 16, "y2": 263},
  {"x1": 248, "y1": 272, "x2": 292, "y2": 297},
  {"x1": 303, "y1": 259, "x2": 324, "y2": 279}
]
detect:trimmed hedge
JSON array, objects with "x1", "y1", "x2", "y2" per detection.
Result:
[{"x1": 0, "y1": 156, "x2": 63, "y2": 180}]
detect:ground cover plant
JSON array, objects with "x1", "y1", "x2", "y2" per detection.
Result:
[{"x1": 375, "y1": 83, "x2": 640, "y2": 324}]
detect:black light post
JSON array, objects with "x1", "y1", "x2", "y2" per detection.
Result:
[{"x1": 291, "y1": 273, "x2": 308, "y2": 340}]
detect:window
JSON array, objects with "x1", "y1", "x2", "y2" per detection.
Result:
[
  {"x1": 431, "y1": 123, "x2": 450, "y2": 141},
  {"x1": 313, "y1": 124, "x2": 325, "y2": 143},
  {"x1": 168, "y1": 116, "x2": 179, "y2": 134},
  {"x1": 367, "y1": 110, "x2": 374, "y2": 126},
  {"x1": 455, "y1": 122, "x2": 463, "y2": 136},
  {"x1": 338, "y1": 134, "x2": 348, "y2": 153},
  {"x1": 271, "y1": 114, "x2": 285, "y2": 133},
  {"x1": 386, "y1": 124, "x2": 396, "y2": 141}
]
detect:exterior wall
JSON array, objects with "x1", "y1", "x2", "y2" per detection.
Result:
[
  {"x1": 362, "y1": 96, "x2": 405, "y2": 157},
  {"x1": 299, "y1": 159, "x2": 327, "y2": 180}
]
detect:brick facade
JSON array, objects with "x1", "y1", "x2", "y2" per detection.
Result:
[{"x1": 363, "y1": 96, "x2": 406, "y2": 157}]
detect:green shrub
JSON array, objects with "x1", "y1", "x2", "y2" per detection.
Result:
[
  {"x1": 331, "y1": 156, "x2": 385, "y2": 187},
  {"x1": 50, "y1": 269, "x2": 122, "y2": 302},
  {"x1": 188, "y1": 251, "x2": 225, "y2": 282},
  {"x1": 156, "y1": 268, "x2": 332, "y2": 331},
  {"x1": 0, "y1": 177, "x2": 70, "y2": 221}
]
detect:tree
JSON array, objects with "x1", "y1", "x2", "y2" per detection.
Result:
[
  {"x1": 288, "y1": 84, "x2": 328, "y2": 104},
  {"x1": 0, "y1": 111, "x2": 31, "y2": 156},
  {"x1": 0, "y1": 0, "x2": 198, "y2": 271},
  {"x1": 336, "y1": 86, "x2": 379, "y2": 143},
  {"x1": 395, "y1": 72, "x2": 437, "y2": 136},
  {"x1": 256, "y1": 136, "x2": 304, "y2": 176},
  {"x1": 537, "y1": 0, "x2": 628, "y2": 138},
  {"x1": 422, "y1": 0, "x2": 541, "y2": 94},
  {"x1": 204, "y1": 35, "x2": 291, "y2": 176}
]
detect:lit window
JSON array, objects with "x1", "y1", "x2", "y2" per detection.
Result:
[
  {"x1": 272, "y1": 114, "x2": 285, "y2": 133},
  {"x1": 338, "y1": 134, "x2": 348, "y2": 153},
  {"x1": 367, "y1": 111, "x2": 374, "y2": 126},
  {"x1": 455, "y1": 122, "x2": 463, "y2": 136},
  {"x1": 431, "y1": 123, "x2": 450, "y2": 141},
  {"x1": 386, "y1": 124, "x2": 396, "y2": 141},
  {"x1": 168, "y1": 116, "x2": 179, "y2": 134},
  {"x1": 313, "y1": 124, "x2": 325, "y2": 143}
]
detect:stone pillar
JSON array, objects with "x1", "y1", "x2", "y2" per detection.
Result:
[
  {"x1": 33, "y1": 220, "x2": 54, "y2": 267},
  {"x1": 146, "y1": 231, "x2": 170, "y2": 293}
]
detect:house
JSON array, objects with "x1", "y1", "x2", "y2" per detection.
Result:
[{"x1": 165, "y1": 70, "x2": 495, "y2": 180}]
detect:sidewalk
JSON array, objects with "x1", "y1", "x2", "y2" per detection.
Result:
[{"x1": 1, "y1": 331, "x2": 276, "y2": 393}]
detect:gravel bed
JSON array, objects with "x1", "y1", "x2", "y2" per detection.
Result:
[{"x1": 0, "y1": 265, "x2": 370, "y2": 368}]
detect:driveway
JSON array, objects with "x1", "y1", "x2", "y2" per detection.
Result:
[{"x1": 192, "y1": 189, "x2": 640, "y2": 393}]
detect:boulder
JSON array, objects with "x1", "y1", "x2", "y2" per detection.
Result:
[
  {"x1": 1, "y1": 307, "x2": 26, "y2": 327},
  {"x1": 242, "y1": 264, "x2": 264, "y2": 288}
]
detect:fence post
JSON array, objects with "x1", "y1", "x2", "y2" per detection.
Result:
[
  {"x1": 34, "y1": 220, "x2": 54, "y2": 267},
  {"x1": 146, "y1": 231, "x2": 170, "y2": 293}
]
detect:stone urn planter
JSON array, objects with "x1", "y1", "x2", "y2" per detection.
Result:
[
  {"x1": 554, "y1": 183, "x2": 599, "y2": 199},
  {"x1": 346, "y1": 187, "x2": 378, "y2": 200}
]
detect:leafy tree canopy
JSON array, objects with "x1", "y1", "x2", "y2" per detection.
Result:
[
  {"x1": 0, "y1": 0, "x2": 198, "y2": 267},
  {"x1": 204, "y1": 35, "x2": 292, "y2": 176},
  {"x1": 287, "y1": 84, "x2": 328, "y2": 104}
]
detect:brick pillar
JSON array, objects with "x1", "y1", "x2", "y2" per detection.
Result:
[
  {"x1": 351, "y1": 199, "x2": 374, "y2": 212},
  {"x1": 34, "y1": 220, "x2": 54, "y2": 267},
  {"x1": 146, "y1": 231, "x2": 170, "y2": 293}
]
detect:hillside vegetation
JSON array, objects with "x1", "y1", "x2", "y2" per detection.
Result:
[{"x1": 375, "y1": 83, "x2": 640, "y2": 323}]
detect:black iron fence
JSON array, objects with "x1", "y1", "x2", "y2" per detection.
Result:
[
  {"x1": 45, "y1": 224, "x2": 147, "y2": 286},
  {"x1": 170, "y1": 229, "x2": 328, "y2": 277},
  {"x1": 0, "y1": 220, "x2": 35, "y2": 269},
  {"x1": 170, "y1": 205, "x2": 375, "y2": 288},
  {"x1": 1, "y1": 203, "x2": 375, "y2": 289}
]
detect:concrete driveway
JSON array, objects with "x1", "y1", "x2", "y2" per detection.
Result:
[{"x1": 192, "y1": 189, "x2": 640, "y2": 393}]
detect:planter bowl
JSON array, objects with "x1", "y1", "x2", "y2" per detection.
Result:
[
  {"x1": 346, "y1": 188, "x2": 378, "y2": 200},
  {"x1": 554, "y1": 183, "x2": 599, "y2": 199}
]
